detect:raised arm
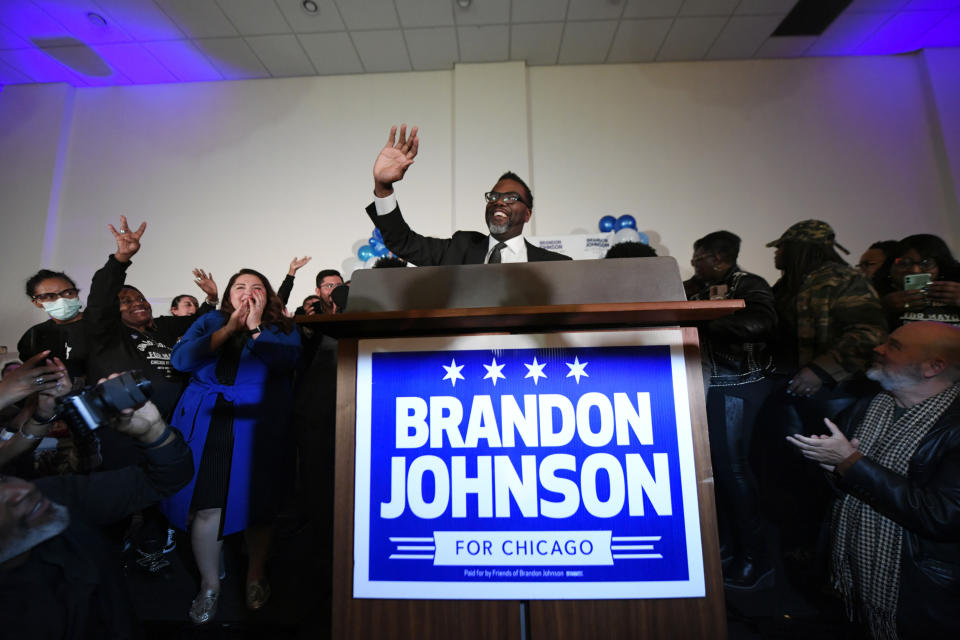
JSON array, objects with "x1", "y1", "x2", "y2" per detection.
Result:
[
  {"x1": 109, "y1": 215, "x2": 147, "y2": 264},
  {"x1": 193, "y1": 268, "x2": 219, "y2": 309},
  {"x1": 278, "y1": 256, "x2": 311, "y2": 305},
  {"x1": 85, "y1": 216, "x2": 147, "y2": 337},
  {"x1": 373, "y1": 124, "x2": 419, "y2": 197}
]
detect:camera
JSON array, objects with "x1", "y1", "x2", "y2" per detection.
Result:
[{"x1": 58, "y1": 371, "x2": 153, "y2": 432}]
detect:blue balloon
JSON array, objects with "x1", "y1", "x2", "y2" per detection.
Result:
[
  {"x1": 358, "y1": 245, "x2": 375, "y2": 261},
  {"x1": 616, "y1": 214, "x2": 637, "y2": 230},
  {"x1": 368, "y1": 236, "x2": 379, "y2": 246},
  {"x1": 375, "y1": 244, "x2": 390, "y2": 257},
  {"x1": 371, "y1": 240, "x2": 386, "y2": 253},
  {"x1": 637, "y1": 231, "x2": 650, "y2": 245},
  {"x1": 599, "y1": 215, "x2": 616, "y2": 233},
  {"x1": 373, "y1": 228, "x2": 383, "y2": 241}
]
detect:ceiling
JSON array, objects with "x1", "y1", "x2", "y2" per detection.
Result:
[{"x1": 0, "y1": 0, "x2": 958, "y2": 87}]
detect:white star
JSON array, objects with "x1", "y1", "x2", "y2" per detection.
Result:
[
  {"x1": 442, "y1": 358, "x2": 465, "y2": 387},
  {"x1": 524, "y1": 357, "x2": 547, "y2": 385},
  {"x1": 483, "y1": 358, "x2": 506, "y2": 386},
  {"x1": 565, "y1": 357, "x2": 589, "y2": 384}
]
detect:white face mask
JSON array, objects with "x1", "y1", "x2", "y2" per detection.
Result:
[{"x1": 41, "y1": 297, "x2": 82, "y2": 321}]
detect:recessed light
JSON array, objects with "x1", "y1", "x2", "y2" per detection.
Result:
[
  {"x1": 456, "y1": 0, "x2": 471, "y2": 8},
  {"x1": 87, "y1": 12, "x2": 107, "y2": 27},
  {"x1": 301, "y1": 0, "x2": 319, "y2": 14}
]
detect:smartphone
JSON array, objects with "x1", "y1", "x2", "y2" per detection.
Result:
[{"x1": 904, "y1": 273, "x2": 932, "y2": 290}]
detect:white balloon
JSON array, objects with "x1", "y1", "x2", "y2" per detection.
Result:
[{"x1": 613, "y1": 227, "x2": 641, "y2": 245}]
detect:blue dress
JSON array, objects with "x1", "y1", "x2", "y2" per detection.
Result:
[{"x1": 161, "y1": 311, "x2": 301, "y2": 536}]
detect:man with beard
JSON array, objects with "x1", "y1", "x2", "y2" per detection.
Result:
[
  {"x1": 0, "y1": 396, "x2": 193, "y2": 639},
  {"x1": 787, "y1": 321, "x2": 960, "y2": 640},
  {"x1": 365, "y1": 125, "x2": 570, "y2": 265}
]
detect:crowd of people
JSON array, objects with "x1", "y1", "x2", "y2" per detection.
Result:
[
  {"x1": 1, "y1": 125, "x2": 959, "y2": 638},
  {"x1": 681, "y1": 222, "x2": 960, "y2": 640}
]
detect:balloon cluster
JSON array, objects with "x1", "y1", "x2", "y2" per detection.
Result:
[
  {"x1": 356, "y1": 228, "x2": 392, "y2": 267},
  {"x1": 599, "y1": 215, "x2": 649, "y2": 245}
]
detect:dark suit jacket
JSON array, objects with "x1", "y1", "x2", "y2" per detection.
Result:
[{"x1": 365, "y1": 202, "x2": 571, "y2": 266}]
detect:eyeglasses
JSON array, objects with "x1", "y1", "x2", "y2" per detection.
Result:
[
  {"x1": 32, "y1": 288, "x2": 79, "y2": 303},
  {"x1": 484, "y1": 191, "x2": 528, "y2": 206},
  {"x1": 894, "y1": 257, "x2": 936, "y2": 270},
  {"x1": 318, "y1": 282, "x2": 339, "y2": 290}
]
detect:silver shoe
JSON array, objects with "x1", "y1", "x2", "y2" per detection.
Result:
[{"x1": 189, "y1": 588, "x2": 219, "y2": 625}]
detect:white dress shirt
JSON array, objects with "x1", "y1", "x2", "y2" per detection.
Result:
[{"x1": 373, "y1": 193, "x2": 529, "y2": 263}]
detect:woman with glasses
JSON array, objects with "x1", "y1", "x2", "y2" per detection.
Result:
[
  {"x1": 881, "y1": 234, "x2": 960, "y2": 328},
  {"x1": 17, "y1": 269, "x2": 88, "y2": 382}
]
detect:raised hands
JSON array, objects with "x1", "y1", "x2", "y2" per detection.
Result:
[
  {"x1": 287, "y1": 256, "x2": 312, "y2": 277},
  {"x1": 373, "y1": 124, "x2": 419, "y2": 197},
  {"x1": 108, "y1": 215, "x2": 147, "y2": 263},
  {"x1": 193, "y1": 268, "x2": 219, "y2": 302}
]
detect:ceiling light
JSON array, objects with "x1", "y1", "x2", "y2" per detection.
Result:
[
  {"x1": 301, "y1": 0, "x2": 319, "y2": 14},
  {"x1": 456, "y1": 0, "x2": 471, "y2": 8},
  {"x1": 87, "y1": 12, "x2": 107, "y2": 27}
]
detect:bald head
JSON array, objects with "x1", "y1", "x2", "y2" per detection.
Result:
[
  {"x1": 869, "y1": 323, "x2": 960, "y2": 403},
  {"x1": 898, "y1": 322, "x2": 960, "y2": 380}
]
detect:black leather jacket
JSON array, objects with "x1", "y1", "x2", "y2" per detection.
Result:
[
  {"x1": 684, "y1": 266, "x2": 777, "y2": 386},
  {"x1": 835, "y1": 395, "x2": 960, "y2": 636}
]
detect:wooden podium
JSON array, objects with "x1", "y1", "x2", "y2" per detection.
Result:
[{"x1": 300, "y1": 258, "x2": 741, "y2": 640}]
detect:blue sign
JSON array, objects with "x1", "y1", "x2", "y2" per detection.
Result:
[{"x1": 354, "y1": 331, "x2": 704, "y2": 599}]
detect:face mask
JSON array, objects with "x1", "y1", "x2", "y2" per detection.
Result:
[{"x1": 42, "y1": 297, "x2": 83, "y2": 321}]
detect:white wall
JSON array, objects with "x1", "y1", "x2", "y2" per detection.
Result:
[
  {"x1": 1, "y1": 50, "x2": 958, "y2": 352},
  {"x1": 528, "y1": 55, "x2": 957, "y2": 282},
  {"x1": 0, "y1": 83, "x2": 72, "y2": 359}
]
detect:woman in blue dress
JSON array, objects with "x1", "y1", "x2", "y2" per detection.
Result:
[{"x1": 162, "y1": 268, "x2": 301, "y2": 624}]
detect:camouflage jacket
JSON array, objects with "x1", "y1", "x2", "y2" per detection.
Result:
[{"x1": 774, "y1": 262, "x2": 886, "y2": 382}]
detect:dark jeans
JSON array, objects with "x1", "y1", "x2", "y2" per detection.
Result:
[{"x1": 707, "y1": 376, "x2": 777, "y2": 560}]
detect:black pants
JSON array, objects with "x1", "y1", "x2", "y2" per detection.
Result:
[{"x1": 707, "y1": 377, "x2": 776, "y2": 560}]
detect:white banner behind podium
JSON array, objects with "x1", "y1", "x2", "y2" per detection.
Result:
[
  {"x1": 353, "y1": 329, "x2": 705, "y2": 600},
  {"x1": 528, "y1": 232, "x2": 613, "y2": 260}
]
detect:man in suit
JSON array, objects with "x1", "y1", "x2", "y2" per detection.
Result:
[{"x1": 365, "y1": 125, "x2": 571, "y2": 265}]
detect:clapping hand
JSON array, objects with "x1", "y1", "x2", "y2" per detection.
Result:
[
  {"x1": 373, "y1": 124, "x2": 419, "y2": 197},
  {"x1": 287, "y1": 256, "x2": 312, "y2": 277},
  {"x1": 786, "y1": 418, "x2": 860, "y2": 472},
  {"x1": 108, "y1": 215, "x2": 147, "y2": 263},
  {"x1": 226, "y1": 299, "x2": 250, "y2": 334},
  {"x1": 192, "y1": 268, "x2": 218, "y2": 302},
  {"x1": 245, "y1": 288, "x2": 266, "y2": 330}
]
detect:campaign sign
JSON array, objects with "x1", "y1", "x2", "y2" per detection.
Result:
[{"x1": 354, "y1": 330, "x2": 704, "y2": 599}]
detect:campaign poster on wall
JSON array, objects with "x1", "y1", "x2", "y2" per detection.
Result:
[{"x1": 353, "y1": 329, "x2": 704, "y2": 600}]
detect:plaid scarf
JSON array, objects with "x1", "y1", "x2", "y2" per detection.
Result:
[{"x1": 831, "y1": 383, "x2": 960, "y2": 640}]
